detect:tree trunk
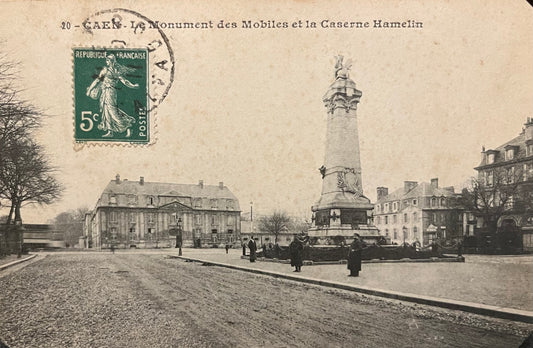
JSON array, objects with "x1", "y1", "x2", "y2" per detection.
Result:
[{"x1": 14, "y1": 201, "x2": 22, "y2": 258}]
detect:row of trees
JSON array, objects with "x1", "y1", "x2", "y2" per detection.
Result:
[{"x1": 0, "y1": 52, "x2": 63, "y2": 255}]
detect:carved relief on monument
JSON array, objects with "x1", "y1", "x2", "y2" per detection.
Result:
[
  {"x1": 337, "y1": 168, "x2": 363, "y2": 196},
  {"x1": 326, "y1": 95, "x2": 359, "y2": 114}
]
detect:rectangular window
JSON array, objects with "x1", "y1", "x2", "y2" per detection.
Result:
[
  {"x1": 195, "y1": 214, "x2": 201, "y2": 225},
  {"x1": 211, "y1": 215, "x2": 218, "y2": 225},
  {"x1": 393, "y1": 228, "x2": 398, "y2": 239},
  {"x1": 412, "y1": 199, "x2": 417, "y2": 206},
  {"x1": 147, "y1": 213, "x2": 155, "y2": 224},
  {"x1": 385, "y1": 216, "x2": 389, "y2": 224},
  {"x1": 403, "y1": 213, "x2": 408, "y2": 223},
  {"x1": 130, "y1": 213, "x2": 136, "y2": 223},
  {"x1": 110, "y1": 211, "x2": 117, "y2": 222},
  {"x1": 393, "y1": 215, "x2": 397, "y2": 223},
  {"x1": 413, "y1": 212, "x2": 417, "y2": 222}
]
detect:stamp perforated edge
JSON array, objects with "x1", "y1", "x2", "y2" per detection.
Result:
[{"x1": 72, "y1": 45, "x2": 158, "y2": 150}]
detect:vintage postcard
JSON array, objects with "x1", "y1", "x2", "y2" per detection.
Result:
[{"x1": 0, "y1": 1, "x2": 532, "y2": 347}]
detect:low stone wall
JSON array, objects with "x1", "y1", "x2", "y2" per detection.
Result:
[{"x1": 258, "y1": 244, "x2": 450, "y2": 262}]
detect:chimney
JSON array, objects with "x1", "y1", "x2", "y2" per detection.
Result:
[
  {"x1": 219, "y1": 181, "x2": 224, "y2": 189},
  {"x1": 115, "y1": 174, "x2": 121, "y2": 184},
  {"x1": 377, "y1": 187, "x2": 388, "y2": 200},
  {"x1": 140, "y1": 176, "x2": 144, "y2": 185},
  {"x1": 199, "y1": 180, "x2": 204, "y2": 188},
  {"x1": 431, "y1": 178, "x2": 439, "y2": 188},
  {"x1": 404, "y1": 181, "x2": 418, "y2": 193},
  {"x1": 525, "y1": 117, "x2": 533, "y2": 141}
]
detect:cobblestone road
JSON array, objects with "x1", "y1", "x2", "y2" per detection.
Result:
[{"x1": 0, "y1": 252, "x2": 531, "y2": 348}]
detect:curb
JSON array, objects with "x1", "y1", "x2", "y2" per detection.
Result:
[
  {"x1": 240, "y1": 256, "x2": 464, "y2": 265},
  {"x1": 173, "y1": 255, "x2": 533, "y2": 324},
  {"x1": 0, "y1": 254, "x2": 37, "y2": 271}
]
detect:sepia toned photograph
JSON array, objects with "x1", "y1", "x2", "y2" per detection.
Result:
[{"x1": 1, "y1": 1, "x2": 532, "y2": 347}]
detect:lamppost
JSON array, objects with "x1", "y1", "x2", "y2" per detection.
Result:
[{"x1": 176, "y1": 217, "x2": 183, "y2": 256}]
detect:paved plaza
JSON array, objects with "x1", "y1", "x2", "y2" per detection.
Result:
[{"x1": 177, "y1": 248, "x2": 533, "y2": 311}]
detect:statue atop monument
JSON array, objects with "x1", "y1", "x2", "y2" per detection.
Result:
[{"x1": 334, "y1": 55, "x2": 352, "y2": 80}]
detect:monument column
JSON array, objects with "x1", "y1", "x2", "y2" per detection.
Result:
[{"x1": 309, "y1": 56, "x2": 379, "y2": 242}]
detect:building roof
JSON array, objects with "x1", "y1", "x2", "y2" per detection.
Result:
[
  {"x1": 102, "y1": 178, "x2": 239, "y2": 203},
  {"x1": 476, "y1": 132, "x2": 526, "y2": 168},
  {"x1": 376, "y1": 182, "x2": 455, "y2": 204}
]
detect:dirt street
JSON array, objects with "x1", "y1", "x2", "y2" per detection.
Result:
[{"x1": 0, "y1": 253, "x2": 530, "y2": 347}]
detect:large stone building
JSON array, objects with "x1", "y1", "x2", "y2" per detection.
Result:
[
  {"x1": 473, "y1": 118, "x2": 533, "y2": 251},
  {"x1": 373, "y1": 179, "x2": 463, "y2": 246},
  {"x1": 84, "y1": 175, "x2": 241, "y2": 249}
]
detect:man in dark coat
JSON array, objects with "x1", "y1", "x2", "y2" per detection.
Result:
[
  {"x1": 289, "y1": 235, "x2": 304, "y2": 272},
  {"x1": 348, "y1": 234, "x2": 364, "y2": 277},
  {"x1": 248, "y1": 237, "x2": 257, "y2": 262}
]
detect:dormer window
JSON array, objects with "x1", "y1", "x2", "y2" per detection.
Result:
[
  {"x1": 505, "y1": 146, "x2": 517, "y2": 161},
  {"x1": 147, "y1": 196, "x2": 155, "y2": 206},
  {"x1": 109, "y1": 195, "x2": 117, "y2": 205},
  {"x1": 487, "y1": 153, "x2": 495, "y2": 164}
]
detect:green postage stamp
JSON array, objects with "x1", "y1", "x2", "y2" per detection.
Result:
[{"x1": 74, "y1": 48, "x2": 149, "y2": 143}]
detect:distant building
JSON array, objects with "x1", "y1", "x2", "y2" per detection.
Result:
[
  {"x1": 473, "y1": 118, "x2": 533, "y2": 251},
  {"x1": 374, "y1": 179, "x2": 463, "y2": 246},
  {"x1": 84, "y1": 175, "x2": 241, "y2": 249}
]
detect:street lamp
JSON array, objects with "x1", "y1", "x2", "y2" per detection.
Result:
[{"x1": 175, "y1": 217, "x2": 183, "y2": 256}]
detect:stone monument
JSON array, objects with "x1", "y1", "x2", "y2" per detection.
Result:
[{"x1": 309, "y1": 56, "x2": 380, "y2": 243}]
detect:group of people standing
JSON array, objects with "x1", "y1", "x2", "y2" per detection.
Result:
[{"x1": 243, "y1": 233, "x2": 365, "y2": 277}]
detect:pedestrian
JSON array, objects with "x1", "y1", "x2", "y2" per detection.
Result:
[
  {"x1": 289, "y1": 235, "x2": 304, "y2": 272},
  {"x1": 347, "y1": 234, "x2": 364, "y2": 277},
  {"x1": 242, "y1": 242, "x2": 246, "y2": 256},
  {"x1": 248, "y1": 237, "x2": 257, "y2": 262},
  {"x1": 457, "y1": 241, "x2": 463, "y2": 257},
  {"x1": 225, "y1": 244, "x2": 229, "y2": 254},
  {"x1": 110, "y1": 243, "x2": 115, "y2": 254}
]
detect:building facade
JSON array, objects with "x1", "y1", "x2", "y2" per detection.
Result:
[
  {"x1": 84, "y1": 175, "x2": 241, "y2": 249},
  {"x1": 374, "y1": 179, "x2": 463, "y2": 246},
  {"x1": 473, "y1": 118, "x2": 533, "y2": 251}
]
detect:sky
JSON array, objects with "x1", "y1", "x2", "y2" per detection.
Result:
[{"x1": 0, "y1": 0, "x2": 532, "y2": 223}]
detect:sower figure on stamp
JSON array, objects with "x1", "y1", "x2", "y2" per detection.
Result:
[
  {"x1": 248, "y1": 237, "x2": 257, "y2": 262},
  {"x1": 86, "y1": 54, "x2": 139, "y2": 138},
  {"x1": 348, "y1": 233, "x2": 364, "y2": 277},
  {"x1": 289, "y1": 235, "x2": 304, "y2": 272}
]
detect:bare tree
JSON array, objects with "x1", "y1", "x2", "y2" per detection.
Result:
[
  {"x1": 52, "y1": 207, "x2": 90, "y2": 248},
  {"x1": 258, "y1": 210, "x2": 291, "y2": 244},
  {"x1": 0, "y1": 139, "x2": 63, "y2": 224},
  {"x1": 459, "y1": 167, "x2": 525, "y2": 235},
  {"x1": 0, "y1": 52, "x2": 63, "y2": 255}
]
